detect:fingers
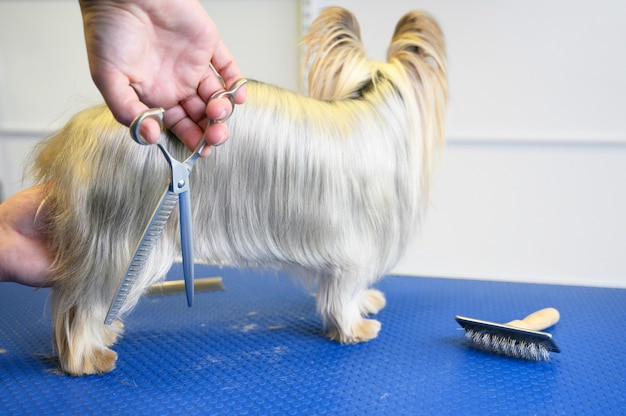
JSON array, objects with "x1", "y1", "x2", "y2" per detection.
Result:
[
  {"x1": 204, "y1": 122, "x2": 229, "y2": 149},
  {"x1": 133, "y1": 117, "x2": 163, "y2": 145},
  {"x1": 175, "y1": 79, "x2": 242, "y2": 154},
  {"x1": 168, "y1": 97, "x2": 229, "y2": 151},
  {"x1": 164, "y1": 106, "x2": 205, "y2": 150},
  {"x1": 211, "y1": 41, "x2": 247, "y2": 104},
  {"x1": 166, "y1": 109, "x2": 228, "y2": 158},
  {"x1": 197, "y1": 39, "x2": 247, "y2": 106},
  {"x1": 206, "y1": 96, "x2": 233, "y2": 122}
]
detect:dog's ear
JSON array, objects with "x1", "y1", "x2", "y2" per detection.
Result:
[
  {"x1": 387, "y1": 10, "x2": 448, "y2": 144},
  {"x1": 388, "y1": 11, "x2": 446, "y2": 76},
  {"x1": 302, "y1": 7, "x2": 372, "y2": 100}
]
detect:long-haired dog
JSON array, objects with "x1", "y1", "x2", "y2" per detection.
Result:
[{"x1": 30, "y1": 7, "x2": 447, "y2": 375}]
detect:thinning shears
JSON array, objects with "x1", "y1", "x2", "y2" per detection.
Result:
[{"x1": 105, "y1": 78, "x2": 248, "y2": 325}]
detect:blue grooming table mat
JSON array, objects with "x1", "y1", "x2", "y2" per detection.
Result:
[{"x1": 1, "y1": 264, "x2": 624, "y2": 415}]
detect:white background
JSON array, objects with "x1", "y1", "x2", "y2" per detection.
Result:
[{"x1": 1, "y1": 0, "x2": 624, "y2": 287}]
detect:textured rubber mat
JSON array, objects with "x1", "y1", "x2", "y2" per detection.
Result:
[{"x1": 1, "y1": 264, "x2": 624, "y2": 415}]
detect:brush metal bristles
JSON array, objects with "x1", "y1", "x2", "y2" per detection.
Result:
[
  {"x1": 464, "y1": 328, "x2": 551, "y2": 360},
  {"x1": 456, "y1": 315, "x2": 561, "y2": 360}
]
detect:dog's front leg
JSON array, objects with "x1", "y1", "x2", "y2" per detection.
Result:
[{"x1": 316, "y1": 273, "x2": 387, "y2": 343}]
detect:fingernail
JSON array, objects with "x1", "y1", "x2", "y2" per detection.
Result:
[{"x1": 216, "y1": 133, "x2": 228, "y2": 146}]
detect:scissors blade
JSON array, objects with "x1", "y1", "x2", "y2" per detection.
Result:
[
  {"x1": 105, "y1": 189, "x2": 179, "y2": 325},
  {"x1": 178, "y1": 190, "x2": 194, "y2": 307}
]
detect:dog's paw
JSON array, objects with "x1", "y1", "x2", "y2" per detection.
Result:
[
  {"x1": 85, "y1": 347, "x2": 118, "y2": 375},
  {"x1": 61, "y1": 347, "x2": 118, "y2": 376},
  {"x1": 103, "y1": 321, "x2": 124, "y2": 347},
  {"x1": 359, "y1": 289, "x2": 386, "y2": 316},
  {"x1": 328, "y1": 318, "x2": 381, "y2": 344},
  {"x1": 55, "y1": 321, "x2": 123, "y2": 376}
]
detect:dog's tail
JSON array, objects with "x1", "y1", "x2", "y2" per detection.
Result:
[
  {"x1": 387, "y1": 10, "x2": 448, "y2": 199},
  {"x1": 302, "y1": 7, "x2": 373, "y2": 100}
]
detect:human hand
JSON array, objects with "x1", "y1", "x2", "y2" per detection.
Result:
[
  {"x1": 0, "y1": 185, "x2": 53, "y2": 287},
  {"x1": 78, "y1": 0, "x2": 246, "y2": 156}
]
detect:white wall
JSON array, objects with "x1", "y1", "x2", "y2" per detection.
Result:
[
  {"x1": 397, "y1": 142, "x2": 626, "y2": 288},
  {"x1": 1, "y1": 1, "x2": 625, "y2": 287},
  {"x1": 306, "y1": 0, "x2": 626, "y2": 288},
  {"x1": 307, "y1": 0, "x2": 626, "y2": 143}
]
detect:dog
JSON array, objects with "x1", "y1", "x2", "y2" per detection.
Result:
[{"x1": 30, "y1": 7, "x2": 447, "y2": 375}]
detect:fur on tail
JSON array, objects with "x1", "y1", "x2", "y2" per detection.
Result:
[
  {"x1": 302, "y1": 7, "x2": 372, "y2": 100},
  {"x1": 303, "y1": 8, "x2": 448, "y2": 200},
  {"x1": 387, "y1": 11, "x2": 448, "y2": 196}
]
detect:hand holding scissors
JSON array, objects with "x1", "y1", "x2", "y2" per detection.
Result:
[{"x1": 105, "y1": 78, "x2": 248, "y2": 325}]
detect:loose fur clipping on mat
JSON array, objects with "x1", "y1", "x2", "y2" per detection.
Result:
[{"x1": 29, "y1": 7, "x2": 448, "y2": 375}]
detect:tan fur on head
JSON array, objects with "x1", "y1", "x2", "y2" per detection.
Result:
[{"x1": 31, "y1": 7, "x2": 447, "y2": 375}]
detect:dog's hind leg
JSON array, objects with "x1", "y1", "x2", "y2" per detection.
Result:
[
  {"x1": 52, "y1": 285, "x2": 124, "y2": 376},
  {"x1": 52, "y1": 254, "x2": 172, "y2": 375},
  {"x1": 51, "y1": 241, "x2": 175, "y2": 376},
  {"x1": 315, "y1": 272, "x2": 386, "y2": 344}
]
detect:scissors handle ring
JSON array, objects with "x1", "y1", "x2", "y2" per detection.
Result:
[
  {"x1": 209, "y1": 78, "x2": 248, "y2": 123},
  {"x1": 130, "y1": 107, "x2": 165, "y2": 145}
]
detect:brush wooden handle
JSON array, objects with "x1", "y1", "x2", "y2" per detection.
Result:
[{"x1": 505, "y1": 307, "x2": 560, "y2": 331}]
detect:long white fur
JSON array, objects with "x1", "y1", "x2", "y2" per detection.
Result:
[{"x1": 30, "y1": 7, "x2": 447, "y2": 375}]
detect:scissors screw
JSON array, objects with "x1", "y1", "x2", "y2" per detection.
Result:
[{"x1": 178, "y1": 180, "x2": 186, "y2": 189}]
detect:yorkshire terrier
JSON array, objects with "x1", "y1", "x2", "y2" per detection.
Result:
[{"x1": 30, "y1": 7, "x2": 447, "y2": 375}]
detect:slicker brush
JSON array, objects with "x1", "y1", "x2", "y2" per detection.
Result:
[{"x1": 455, "y1": 308, "x2": 561, "y2": 360}]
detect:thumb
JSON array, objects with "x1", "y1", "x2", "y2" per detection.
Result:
[{"x1": 94, "y1": 72, "x2": 163, "y2": 144}]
